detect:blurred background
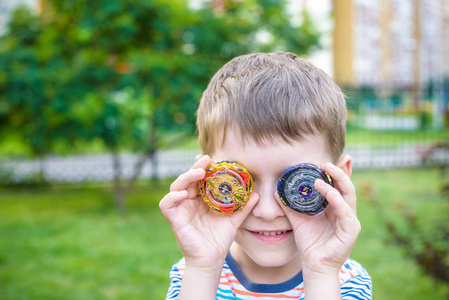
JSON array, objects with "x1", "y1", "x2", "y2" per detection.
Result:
[{"x1": 0, "y1": 0, "x2": 448, "y2": 299}]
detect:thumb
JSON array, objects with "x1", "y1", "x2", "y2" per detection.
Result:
[
  {"x1": 229, "y1": 192, "x2": 260, "y2": 228},
  {"x1": 274, "y1": 190, "x2": 312, "y2": 228}
]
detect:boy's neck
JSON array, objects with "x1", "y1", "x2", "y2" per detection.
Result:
[{"x1": 229, "y1": 242, "x2": 302, "y2": 284}]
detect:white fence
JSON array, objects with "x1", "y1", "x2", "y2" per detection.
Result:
[
  {"x1": 2, "y1": 143, "x2": 448, "y2": 183},
  {"x1": 1, "y1": 150, "x2": 199, "y2": 182}
]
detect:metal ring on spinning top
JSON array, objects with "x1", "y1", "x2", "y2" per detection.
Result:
[
  {"x1": 277, "y1": 163, "x2": 333, "y2": 214},
  {"x1": 198, "y1": 161, "x2": 254, "y2": 214}
]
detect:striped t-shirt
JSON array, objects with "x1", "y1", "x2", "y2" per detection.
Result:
[{"x1": 165, "y1": 254, "x2": 372, "y2": 300}]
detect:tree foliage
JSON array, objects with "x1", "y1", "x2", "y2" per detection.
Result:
[{"x1": 0, "y1": 0, "x2": 321, "y2": 210}]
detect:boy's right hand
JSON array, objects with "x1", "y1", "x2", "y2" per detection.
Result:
[{"x1": 159, "y1": 155, "x2": 259, "y2": 271}]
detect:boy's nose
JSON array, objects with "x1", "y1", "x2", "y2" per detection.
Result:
[{"x1": 251, "y1": 183, "x2": 285, "y2": 221}]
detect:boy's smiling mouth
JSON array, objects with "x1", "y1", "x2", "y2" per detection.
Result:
[{"x1": 247, "y1": 229, "x2": 293, "y2": 242}]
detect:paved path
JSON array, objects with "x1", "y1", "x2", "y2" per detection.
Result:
[{"x1": 1, "y1": 144, "x2": 448, "y2": 182}]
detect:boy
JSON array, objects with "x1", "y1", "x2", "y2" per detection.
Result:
[{"x1": 160, "y1": 52, "x2": 372, "y2": 299}]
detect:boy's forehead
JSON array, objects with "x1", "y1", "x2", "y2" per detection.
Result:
[
  {"x1": 218, "y1": 127, "x2": 326, "y2": 150},
  {"x1": 212, "y1": 128, "x2": 333, "y2": 170}
]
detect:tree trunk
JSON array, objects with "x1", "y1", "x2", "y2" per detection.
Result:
[
  {"x1": 111, "y1": 116, "x2": 159, "y2": 212},
  {"x1": 38, "y1": 155, "x2": 45, "y2": 183},
  {"x1": 112, "y1": 149, "x2": 126, "y2": 213},
  {"x1": 114, "y1": 186, "x2": 126, "y2": 213},
  {"x1": 150, "y1": 116, "x2": 158, "y2": 180}
]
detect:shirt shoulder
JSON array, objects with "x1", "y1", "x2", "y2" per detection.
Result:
[
  {"x1": 170, "y1": 257, "x2": 186, "y2": 275},
  {"x1": 339, "y1": 257, "x2": 370, "y2": 282},
  {"x1": 165, "y1": 258, "x2": 185, "y2": 300},
  {"x1": 165, "y1": 258, "x2": 246, "y2": 300},
  {"x1": 339, "y1": 258, "x2": 372, "y2": 300}
]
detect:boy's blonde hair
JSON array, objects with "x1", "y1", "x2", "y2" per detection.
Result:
[{"x1": 196, "y1": 51, "x2": 346, "y2": 162}]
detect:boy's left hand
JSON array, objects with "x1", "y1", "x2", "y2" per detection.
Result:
[{"x1": 276, "y1": 158, "x2": 361, "y2": 276}]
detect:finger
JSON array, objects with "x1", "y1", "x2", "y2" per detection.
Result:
[
  {"x1": 315, "y1": 179, "x2": 354, "y2": 221},
  {"x1": 228, "y1": 191, "x2": 260, "y2": 227},
  {"x1": 186, "y1": 155, "x2": 214, "y2": 198},
  {"x1": 325, "y1": 188, "x2": 361, "y2": 238},
  {"x1": 322, "y1": 162, "x2": 357, "y2": 215},
  {"x1": 170, "y1": 155, "x2": 213, "y2": 193},
  {"x1": 191, "y1": 154, "x2": 213, "y2": 170},
  {"x1": 159, "y1": 190, "x2": 189, "y2": 214},
  {"x1": 170, "y1": 167, "x2": 205, "y2": 193},
  {"x1": 273, "y1": 190, "x2": 307, "y2": 224},
  {"x1": 321, "y1": 186, "x2": 351, "y2": 219}
]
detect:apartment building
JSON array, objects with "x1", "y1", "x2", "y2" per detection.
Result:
[{"x1": 334, "y1": 0, "x2": 449, "y2": 89}]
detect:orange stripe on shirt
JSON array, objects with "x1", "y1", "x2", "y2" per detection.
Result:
[
  {"x1": 234, "y1": 289, "x2": 302, "y2": 299},
  {"x1": 219, "y1": 279, "x2": 241, "y2": 285}
]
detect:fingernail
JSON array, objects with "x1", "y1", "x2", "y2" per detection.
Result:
[
  {"x1": 198, "y1": 155, "x2": 209, "y2": 164},
  {"x1": 315, "y1": 179, "x2": 325, "y2": 187}
]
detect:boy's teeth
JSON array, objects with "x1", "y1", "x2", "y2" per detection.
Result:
[{"x1": 257, "y1": 231, "x2": 285, "y2": 236}]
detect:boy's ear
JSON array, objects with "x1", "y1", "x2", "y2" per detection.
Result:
[{"x1": 336, "y1": 154, "x2": 353, "y2": 178}]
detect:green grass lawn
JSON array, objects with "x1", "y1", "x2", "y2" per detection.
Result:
[
  {"x1": 0, "y1": 181, "x2": 181, "y2": 300},
  {"x1": 351, "y1": 168, "x2": 449, "y2": 299},
  {"x1": 1, "y1": 168, "x2": 448, "y2": 299}
]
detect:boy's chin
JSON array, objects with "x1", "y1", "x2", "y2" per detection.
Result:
[
  {"x1": 233, "y1": 243, "x2": 301, "y2": 269},
  {"x1": 251, "y1": 251, "x2": 300, "y2": 268}
]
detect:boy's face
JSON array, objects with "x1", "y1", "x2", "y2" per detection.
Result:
[{"x1": 212, "y1": 129, "x2": 334, "y2": 269}]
